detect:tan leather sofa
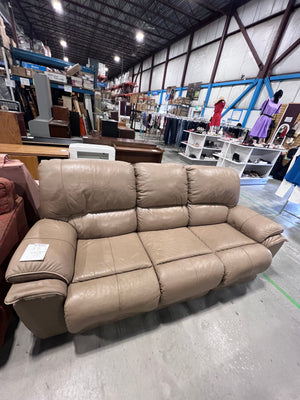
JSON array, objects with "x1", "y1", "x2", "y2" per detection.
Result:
[{"x1": 4, "y1": 160, "x2": 286, "y2": 338}]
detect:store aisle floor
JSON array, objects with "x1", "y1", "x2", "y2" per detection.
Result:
[{"x1": 1, "y1": 149, "x2": 299, "y2": 400}]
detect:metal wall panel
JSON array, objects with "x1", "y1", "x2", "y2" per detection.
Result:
[
  {"x1": 143, "y1": 57, "x2": 152, "y2": 71},
  {"x1": 192, "y1": 16, "x2": 226, "y2": 49},
  {"x1": 275, "y1": 8, "x2": 300, "y2": 58},
  {"x1": 271, "y1": 80, "x2": 300, "y2": 103},
  {"x1": 184, "y1": 41, "x2": 219, "y2": 86},
  {"x1": 237, "y1": 0, "x2": 289, "y2": 26},
  {"x1": 134, "y1": 63, "x2": 140, "y2": 74},
  {"x1": 272, "y1": 47, "x2": 300, "y2": 74},
  {"x1": 151, "y1": 64, "x2": 165, "y2": 90},
  {"x1": 169, "y1": 36, "x2": 189, "y2": 58},
  {"x1": 165, "y1": 55, "x2": 186, "y2": 87},
  {"x1": 215, "y1": 32, "x2": 259, "y2": 82},
  {"x1": 141, "y1": 69, "x2": 151, "y2": 92},
  {"x1": 154, "y1": 49, "x2": 167, "y2": 65},
  {"x1": 247, "y1": 16, "x2": 282, "y2": 63}
]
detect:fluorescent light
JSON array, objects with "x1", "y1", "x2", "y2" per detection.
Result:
[
  {"x1": 52, "y1": 0, "x2": 63, "y2": 14},
  {"x1": 104, "y1": 67, "x2": 108, "y2": 71},
  {"x1": 63, "y1": 56, "x2": 69, "y2": 62},
  {"x1": 136, "y1": 31, "x2": 144, "y2": 42},
  {"x1": 114, "y1": 55, "x2": 120, "y2": 62},
  {"x1": 60, "y1": 39, "x2": 67, "y2": 48}
]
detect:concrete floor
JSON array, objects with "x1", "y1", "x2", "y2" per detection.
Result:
[{"x1": 1, "y1": 146, "x2": 300, "y2": 400}]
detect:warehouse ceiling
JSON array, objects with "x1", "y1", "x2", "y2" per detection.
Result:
[{"x1": 11, "y1": 0, "x2": 252, "y2": 77}]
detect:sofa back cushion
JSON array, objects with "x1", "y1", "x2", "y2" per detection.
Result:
[
  {"x1": 186, "y1": 166, "x2": 240, "y2": 226},
  {"x1": 39, "y1": 159, "x2": 137, "y2": 238},
  {"x1": 135, "y1": 163, "x2": 188, "y2": 231}
]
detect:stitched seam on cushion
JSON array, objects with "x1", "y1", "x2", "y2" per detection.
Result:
[
  {"x1": 108, "y1": 238, "x2": 121, "y2": 313},
  {"x1": 7, "y1": 292, "x2": 65, "y2": 305},
  {"x1": 22, "y1": 237, "x2": 76, "y2": 250},
  {"x1": 188, "y1": 226, "x2": 217, "y2": 252},
  {"x1": 240, "y1": 246, "x2": 255, "y2": 276},
  {"x1": 7, "y1": 271, "x2": 69, "y2": 284},
  {"x1": 137, "y1": 232, "x2": 163, "y2": 302}
]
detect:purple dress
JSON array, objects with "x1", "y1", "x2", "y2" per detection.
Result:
[{"x1": 250, "y1": 98, "x2": 281, "y2": 138}]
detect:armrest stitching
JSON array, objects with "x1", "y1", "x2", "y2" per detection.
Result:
[
  {"x1": 7, "y1": 271, "x2": 69, "y2": 284},
  {"x1": 22, "y1": 237, "x2": 76, "y2": 251},
  {"x1": 7, "y1": 292, "x2": 66, "y2": 305}
]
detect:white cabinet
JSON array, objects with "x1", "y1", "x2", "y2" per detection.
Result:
[
  {"x1": 216, "y1": 140, "x2": 282, "y2": 185},
  {"x1": 179, "y1": 131, "x2": 223, "y2": 165}
]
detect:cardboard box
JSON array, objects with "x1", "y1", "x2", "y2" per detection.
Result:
[
  {"x1": 0, "y1": 25, "x2": 10, "y2": 49},
  {"x1": 66, "y1": 63, "x2": 81, "y2": 77},
  {"x1": 45, "y1": 71, "x2": 67, "y2": 83},
  {"x1": 11, "y1": 66, "x2": 33, "y2": 78},
  {"x1": 71, "y1": 76, "x2": 82, "y2": 88},
  {"x1": 83, "y1": 80, "x2": 94, "y2": 90}
]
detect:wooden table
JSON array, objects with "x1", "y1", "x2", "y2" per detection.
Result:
[
  {"x1": 114, "y1": 143, "x2": 163, "y2": 163},
  {"x1": 0, "y1": 143, "x2": 69, "y2": 179}
]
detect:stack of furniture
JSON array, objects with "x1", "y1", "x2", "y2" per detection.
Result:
[
  {"x1": 4, "y1": 160, "x2": 285, "y2": 338},
  {"x1": 0, "y1": 177, "x2": 28, "y2": 346},
  {"x1": 49, "y1": 106, "x2": 70, "y2": 138}
]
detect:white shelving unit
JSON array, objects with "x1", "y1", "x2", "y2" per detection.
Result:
[
  {"x1": 215, "y1": 140, "x2": 282, "y2": 185},
  {"x1": 179, "y1": 131, "x2": 223, "y2": 165}
]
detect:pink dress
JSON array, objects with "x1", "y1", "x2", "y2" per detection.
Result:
[{"x1": 250, "y1": 98, "x2": 281, "y2": 138}]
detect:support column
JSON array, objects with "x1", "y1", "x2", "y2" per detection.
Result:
[
  {"x1": 148, "y1": 55, "x2": 154, "y2": 92},
  {"x1": 242, "y1": 79, "x2": 263, "y2": 127},
  {"x1": 180, "y1": 32, "x2": 194, "y2": 88},
  {"x1": 139, "y1": 61, "x2": 143, "y2": 92},
  {"x1": 162, "y1": 46, "x2": 170, "y2": 90}
]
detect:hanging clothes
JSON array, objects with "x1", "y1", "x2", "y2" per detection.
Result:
[
  {"x1": 210, "y1": 98, "x2": 226, "y2": 127},
  {"x1": 285, "y1": 156, "x2": 300, "y2": 186},
  {"x1": 250, "y1": 98, "x2": 281, "y2": 139}
]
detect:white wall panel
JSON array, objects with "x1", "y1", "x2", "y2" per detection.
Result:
[
  {"x1": 141, "y1": 70, "x2": 150, "y2": 92},
  {"x1": 270, "y1": 80, "x2": 300, "y2": 103},
  {"x1": 215, "y1": 32, "x2": 258, "y2": 82},
  {"x1": 134, "y1": 63, "x2": 140, "y2": 74},
  {"x1": 237, "y1": 0, "x2": 289, "y2": 27},
  {"x1": 165, "y1": 55, "x2": 185, "y2": 87},
  {"x1": 143, "y1": 57, "x2": 152, "y2": 71},
  {"x1": 275, "y1": 9, "x2": 300, "y2": 58},
  {"x1": 272, "y1": 46, "x2": 300, "y2": 75},
  {"x1": 228, "y1": 16, "x2": 239, "y2": 33},
  {"x1": 192, "y1": 16, "x2": 226, "y2": 49},
  {"x1": 248, "y1": 16, "x2": 282, "y2": 63},
  {"x1": 135, "y1": 73, "x2": 141, "y2": 91},
  {"x1": 236, "y1": 86, "x2": 255, "y2": 109},
  {"x1": 185, "y1": 41, "x2": 219, "y2": 86},
  {"x1": 169, "y1": 36, "x2": 189, "y2": 59},
  {"x1": 151, "y1": 64, "x2": 164, "y2": 91},
  {"x1": 154, "y1": 49, "x2": 167, "y2": 65}
]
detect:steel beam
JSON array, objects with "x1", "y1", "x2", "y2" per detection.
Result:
[
  {"x1": 234, "y1": 11, "x2": 263, "y2": 70},
  {"x1": 221, "y1": 80, "x2": 258, "y2": 117},
  {"x1": 148, "y1": 55, "x2": 154, "y2": 92},
  {"x1": 264, "y1": 77, "x2": 274, "y2": 98},
  {"x1": 161, "y1": 46, "x2": 170, "y2": 90},
  {"x1": 139, "y1": 61, "x2": 143, "y2": 91},
  {"x1": 181, "y1": 33, "x2": 194, "y2": 87},
  {"x1": 271, "y1": 38, "x2": 300, "y2": 69},
  {"x1": 155, "y1": 0, "x2": 202, "y2": 23},
  {"x1": 242, "y1": 79, "x2": 263, "y2": 127},
  {"x1": 209, "y1": 14, "x2": 231, "y2": 84},
  {"x1": 258, "y1": 0, "x2": 296, "y2": 78}
]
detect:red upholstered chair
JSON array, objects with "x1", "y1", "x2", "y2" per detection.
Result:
[{"x1": 0, "y1": 177, "x2": 28, "y2": 346}]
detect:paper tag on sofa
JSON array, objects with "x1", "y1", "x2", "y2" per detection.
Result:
[{"x1": 20, "y1": 244, "x2": 49, "y2": 262}]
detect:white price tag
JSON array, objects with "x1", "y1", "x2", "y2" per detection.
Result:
[
  {"x1": 20, "y1": 77, "x2": 30, "y2": 86},
  {"x1": 20, "y1": 244, "x2": 49, "y2": 262},
  {"x1": 64, "y1": 85, "x2": 72, "y2": 93},
  {"x1": 5, "y1": 78, "x2": 15, "y2": 88}
]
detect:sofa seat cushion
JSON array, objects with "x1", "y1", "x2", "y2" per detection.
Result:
[
  {"x1": 156, "y1": 254, "x2": 224, "y2": 306},
  {"x1": 138, "y1": 227, "x2": 212, "y2": 266},
  {"x1": 216, "y1": 244, "x2": 272, "y2": 287},
  {"x1": 73, "y1": 233, "x2": 152, "y2": 283},
  {"x1": 189, "y1": 223, "x2": 255, "y2": 252},
  {"x1": 65, "y1": 268, "x2": 160, "y2": 333}
]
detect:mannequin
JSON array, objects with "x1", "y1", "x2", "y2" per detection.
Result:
[
  {"x1": 210, "y1": 97, "x2": 226, "y2": 127},
  {"x1": 250, "y1": 90, "x2": 283, "y2": 143}
]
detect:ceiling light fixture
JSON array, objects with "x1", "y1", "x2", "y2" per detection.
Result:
[
  {"x1": 114, "y1": 55, "x2": 120, "y2": 62},
  {"x1": 60, "y1": 39, "x2": 67, "y2": 48},
  {"x1": 51, "y1": 0, "x2": 63, "y2": 14},
  {"x1": 63, "y1": 56, "x2": 69, "y2": 62},
  {"x1": 136, "y1": 31, "x2": 144, "y2": 43},
  {"x1": 104, "y1": 67, "x2": 108, "y2": 71}
]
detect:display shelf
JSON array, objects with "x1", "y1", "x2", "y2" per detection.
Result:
[
  {"x1": 179, "y1": 131, "x2": 222, "y2": 165},
  {"x1": 216, "y1": 139, "x2": 282, "y2": 185},
  {"x1": 11, "y1": 75, "x2": 94, "y2": 95}
]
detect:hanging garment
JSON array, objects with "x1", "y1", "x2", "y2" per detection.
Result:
[
  {"x1": 250, "y1": 98, "x2": 281, "y2": 139},
  {"x1": 285, "y1": 156, "x2": 300, "y2": 186},
  {"x1": 210, "y1": 100, "x2": 225, "y2": 127}
]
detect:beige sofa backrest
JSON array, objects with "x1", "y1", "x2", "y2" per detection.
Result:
[
  {"x1": 186, "y1": 165, "x2": 240, "y2": 225},
  {"x1": 135, "y1": 163, "x2": 188, "y2": 231},
  {"x1": 39, "y1": 159, "x2": 137, "y2": 238}
]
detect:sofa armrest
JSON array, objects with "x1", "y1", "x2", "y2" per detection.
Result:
[
  {"x1": 5, "y1": 279, "x2": 67, "y2": 338},
  {"x1": 227, "y1": 205, "x2": 284, "y2": 243},
  {"x1": 6, "y1": 219, "x2": 77, "y2": 284}
]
